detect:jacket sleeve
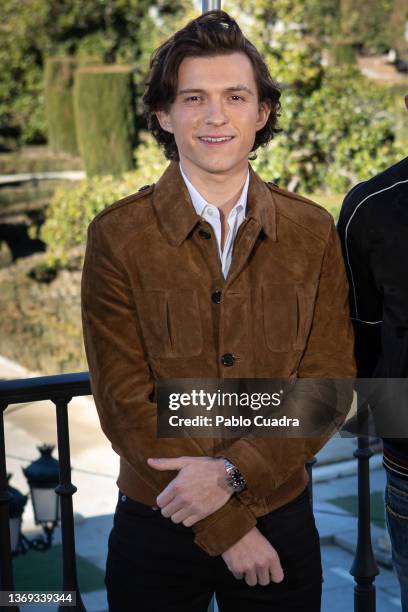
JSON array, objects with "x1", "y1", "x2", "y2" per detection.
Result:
[
  {"x1": 337, "y1": 194, "x2": 382, "y2": 378},
  {"x1": 81, "y1": 218, "x2": 257, "y2": 556},
  {"x1": 216, "y1": 218, "x2": 356, "y2": 498}
]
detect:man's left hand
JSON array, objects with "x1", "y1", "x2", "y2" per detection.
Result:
[{"x1": 147, "y1": 456, "x2": 233, "y2": 526}]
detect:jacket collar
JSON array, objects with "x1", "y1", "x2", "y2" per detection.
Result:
[{"x1": 152, "y1": 160, "x2": 277, "y2": 246}]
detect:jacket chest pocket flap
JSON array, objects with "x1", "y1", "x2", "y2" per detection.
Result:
[
  {"x1": 137, "y1": 289, "x2": 203, "y2": 358},
  {"x1": 262, "y1": 283, "x2": 317, "y2": 352}
]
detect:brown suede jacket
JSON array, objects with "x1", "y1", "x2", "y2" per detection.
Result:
[{"x1": 81, "y1": 160, "x2": 356, "y2": 557}]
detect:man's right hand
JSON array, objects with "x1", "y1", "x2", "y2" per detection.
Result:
[{"x1": 221, "y1": 527, "x2": 284, "y2": 586}]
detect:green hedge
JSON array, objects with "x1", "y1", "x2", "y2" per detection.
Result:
[
  {"x1": 44, "y1": 57, "x2": 79, "y2": 155},
  {"x1": 0, "y1": 249, "x2": 87, "y2": 374},
  {"x1": 32, "y1": 131, "x2": 168, "y2": 268},
  {"x1": 74, "y1": 65, "x2": 136, "y2": 176}
]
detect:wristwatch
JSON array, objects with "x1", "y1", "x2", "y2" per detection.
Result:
[{"x1": 222, "y1": 457, "x2": 247, "y2": 493}]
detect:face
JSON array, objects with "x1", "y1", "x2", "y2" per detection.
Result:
[{"x1": 155, "y1": 52, "x2": 271, "y2": 178}]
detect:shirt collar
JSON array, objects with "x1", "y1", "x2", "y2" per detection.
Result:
[
  {"x1": 179, "y1": 162, "x2": 249, "y2": 219},
  {"x1": 152, "y1": 160, "x2": 277, "y2": 247}
]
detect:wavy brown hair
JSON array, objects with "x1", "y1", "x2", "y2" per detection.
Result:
[{"x1": 142, "y1": 10, "x2": 281, "y2": 161}]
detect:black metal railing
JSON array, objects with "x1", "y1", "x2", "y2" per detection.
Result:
[
  {"x1": 0, "y1": 372, "x2": 90, "y2": 612},
  {"x1": 0, "y1": 374, "x2": 379, "y2": 612},
  {"x1": 351, "y1": 426, "x2": 379, "y2": 612}
]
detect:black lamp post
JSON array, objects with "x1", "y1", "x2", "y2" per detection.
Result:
[
  {"x1": 11, "y1": 443, "x2": 61, "y2": 553},
  {"x1": 23, "y1": 444, "x2": 60, "y2": 522}
]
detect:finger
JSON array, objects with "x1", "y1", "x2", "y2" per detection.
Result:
[
  {"x1": 257, "y1": 566, "x2": 271, "y2": 587},
  {"x1": 160, "y1": 498, "x2": 185, "y2": 518},
  {"x1": 224, "y1": 562, "x2": 244, "y2": 580},
  {"x1": 156, "y1": 483, "x2": 177, "y2": 508},
  {"x1": 169, "y1": 507, "x2": 191, "y2": 524},
  {"x1": 269, "y1": 559, "x2": 284, "y2": 583},
  {"x1": 181, "y1": 514, "x2": 202, "y2": 527},
  {"x1": 245, "y1": 569, "x2": 258, "y2": 587},
  {"x1": 147, "y1": 457, "x2": 185, "y2": 471}
]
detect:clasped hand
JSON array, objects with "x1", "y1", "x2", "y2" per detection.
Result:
[
  {"x1": 148, "y1": 455, "x2": 285, "y2": 587},
  {"x1": 147, "y1": 455, "x2": 232, "y2": 526}
]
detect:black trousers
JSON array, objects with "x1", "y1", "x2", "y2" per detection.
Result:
[{"x1": 105, "y1": 486, "x2": 323, "y2": 612}]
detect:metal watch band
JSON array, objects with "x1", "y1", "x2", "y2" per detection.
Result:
[{"x1": 222, "y1": 457, "x2": 247, "y2": 493}]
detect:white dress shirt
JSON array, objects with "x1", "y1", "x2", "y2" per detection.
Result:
[{"x1": 179, "y1": 163, "x2": 249, "y2": 279}]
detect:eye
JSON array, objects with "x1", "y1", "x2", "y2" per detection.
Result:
[
  {"x1": 185, "y1": 96, "x2": 201, "y2": 103},
  {"x1": 230, "y1": 95, "x2": 245, "y2": 102}
]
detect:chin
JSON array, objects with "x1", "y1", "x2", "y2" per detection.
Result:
[
  {"x1": 204, "y1": 158, "x2": 239, "y2": 170},
  {"x1": 205, "y1": 164, "x2": 235, "y2": 174},
  {"x1": 182, "y1": 152, "x2": 242, "y2": 174}
]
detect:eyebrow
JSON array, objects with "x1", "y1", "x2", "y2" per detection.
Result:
[{"x1": 177, "y1": 84, "x2": 255, "y2": 96}]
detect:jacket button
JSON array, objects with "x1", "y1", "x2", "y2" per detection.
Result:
[
  {"x1": 211, "y1": 291, "x2": 222, "y2": 304},
  {"x1": 199, "y1": 229, "x2": 211, "y2": 239},
  {"x1": 221, "y1": 353, "x2": 235, "y2": 367}
]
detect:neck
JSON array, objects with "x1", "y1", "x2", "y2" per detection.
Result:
[{"x1": 179, "y1": 157, "x2": 248, "y2": 216}]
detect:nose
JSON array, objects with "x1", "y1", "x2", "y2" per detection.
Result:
[{"x1": 205, "y1": 98, "x2": 228, "y2": 125}]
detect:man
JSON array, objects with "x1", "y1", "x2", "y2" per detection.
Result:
[
  {"x1": 337, "y1": 95, "x2": 408, "y2": 612},
  {"x1": 81, "y1": 10, "x2": 355, "y2": 612}
]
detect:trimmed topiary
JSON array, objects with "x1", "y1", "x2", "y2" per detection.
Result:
[
  {"x1": 44, "y1": 56, "x2": 79, "y2": 155},
  {"x1": 74, "y1": 65, "x2": 136, "y2": 176}
]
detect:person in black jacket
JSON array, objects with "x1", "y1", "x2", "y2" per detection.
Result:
[{"x1": 337, "y1": 94, "x2": 408, "y2": 612}]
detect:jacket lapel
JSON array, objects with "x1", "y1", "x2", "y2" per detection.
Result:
[
  {"x1": 152, "y1": 160, "x2": 278, "y2": 286},
  {"x1": 224, "y1": 164, "x2": 277, "y2": 287}
]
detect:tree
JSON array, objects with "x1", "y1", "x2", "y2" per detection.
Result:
[
  {"x1": 340, "y1": 0, "x2": 394, "y2": 54},
  {"x1": 0, "y1": 0, "x2": 153, "y2": 148},
  {"x1": 223, "y1": 0, "x2": 402, "y2": 193}
]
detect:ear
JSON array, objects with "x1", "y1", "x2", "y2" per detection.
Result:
[
  {"x1": 255, "y1": 101, "x2": 272, "y2": 132},
  {"x1": 156, "y1": 110, "x2": 174, "y2": 134}
]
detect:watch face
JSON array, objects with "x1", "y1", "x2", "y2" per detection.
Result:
[{"x1": 230, "y1": 470, "x2": 246, "y2": 490}]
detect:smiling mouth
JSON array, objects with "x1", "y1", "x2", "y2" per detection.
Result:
[{"x1": 198, "y1": 136, "x2": 235, "y2": 145}]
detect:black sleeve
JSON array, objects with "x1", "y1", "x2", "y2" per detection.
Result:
[{"x1": 337, "y1": 189, "x2": 383, "y2": 378}]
